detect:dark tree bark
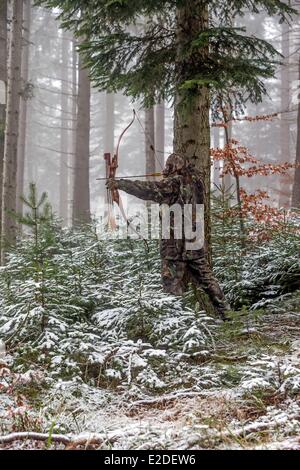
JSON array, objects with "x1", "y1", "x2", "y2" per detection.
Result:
[
  {"x1": 155, "y1": 100, "x2": 165, "y2": 171},
  {"x1": 72, "y1": 54, "x2": 91, "y2": 225},
  {"x1": 279, "y1": 18, "x2": 291, "y2": 208},
  {"x1": 104, "y1": 92, "x2": 115, "y2": 155},
  {"x1": 145, "y1": 106, "x2": 156, "y2": 232},
  {"x1": 59, "y1": 32, "x2": 70, "y2": 225},
  {"x1": 212, "y1": 126, "x2": 220, "y2": 189},
  {"x1": 104, "y1": 92, "x2": 114, "y2": 209},
  {"x1": 69, "y1": 37, "x2": 77, "y2": 223},
  {"x1": 292, "y1": 54, "x2": 300, "y2": 209},
  {"x1": 173, "y1": 1, "x2": 211, "y2": 258},
  {"x1": 0, "y1": 0, "x2": 7, "y2": 237},
  {"x1": 145, "y1": 106, "x2": 156, "y2": 180},
  {"x1": 17, "y1": 0, "x2": 31, "y2": 217},
  {"x1": 0, "y1": 0, "x2": 6, "y2": 84},
  {"x1": 1, "y1": 0, "x2": 23, "y2": 263}
]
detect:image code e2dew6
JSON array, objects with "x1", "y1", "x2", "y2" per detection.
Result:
[{"x1": 148, "y1": 454, "x2": 196, "y2": 465}]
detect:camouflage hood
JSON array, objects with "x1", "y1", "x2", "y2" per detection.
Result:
[{"x1": 163, "y1": 154, "x2": 197, "y2": 177}]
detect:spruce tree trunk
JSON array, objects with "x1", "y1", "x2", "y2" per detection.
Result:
[
  {"x1": 223, "y1": 119, "x2": 233, "y2": 204},
  {"x1": 105, "y1": 92, "x2": 115, "y2": 155},
  {"x1": 1, "y1": 0, "x2": 23, "y2": 263},
  {"x1": 0, "y1": 0, "x2": 7, "y2": 237},
  {"x1": 155, "y1": 100, "x2": 165, "y2": 171},
  {"x1": 72, "y1": 54, "x2": 91, "y2": 225},
  {"x1": 70, "y1": 38, "x2": 77, "y2": 224},
  {"x1": 145, "y1": 106, "x2": 155, "y2": 232},
  {"x1": 174, "y1": 1, "x2": 211, "y2": 257},
  {"x1": 0, "y1": 0, "x2": 6, "y2": 84},
  {"x1": 279, "y1": 18, "x2": 291, "y2": 208},
  {"x1": 212, "y1": 126, "x2": 220, "y2": 190},
  {"x1": 59, "y1": 32, "x2": 70, "y2": 225},
  {"x1": 291, "y1": 55, "x2": 300, "y2": 209},
  {"x1": 104, "y1": 92, "x2": 115, "y2": 208},
  {"x1": 145, "y1": 107, "x2": 156, "y2": 180},
  {"x1": 17, "y1": 0, "x2": 31, "y2": 217},
  {"x1": 0, "y1": 105, "x2": 4, "y2": 232}
]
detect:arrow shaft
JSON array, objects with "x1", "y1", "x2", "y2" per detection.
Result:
[{"x1": 97, "y1": 173, "x2": 162, "y2": 181}]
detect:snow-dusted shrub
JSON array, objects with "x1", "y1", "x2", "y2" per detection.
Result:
[
  {"x1": 0, "y1": 223, "x2": 108, "y2": 371},
  {"x1": 49, "y1": 241, "x2": 219, "y2": 388},
  {"x1": 0, "y1": 185, "x2": 298, "y2": 393},
  {"x1": 212, "y1": 196, "x2": 300, "y2": 310},
  {"x1": 218, "y1": 233, "x2": 300, "y2": 310},
  {"x1": 0, "y1": 187, "x2": 107, "y2": 371},
  {"x1": 0, "y1": 197, "x2": 218, "y2": 388}
]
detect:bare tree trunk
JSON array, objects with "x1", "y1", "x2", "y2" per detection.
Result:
[
  {"x1": 145, "y1": 107, "x2": 155, "y2": 180},
  {"x1": 0, "y1": 105, "x2": 4, "y2": 233},
  {"x1": 145, "y1": 106, "x2": 155, "y2": 233},
  {"x1": 292, "y1": 54, "x2": 300, "y2": 209},
  {"x1": 24, "y1": 7, "x2": 39, "y2": 189},
  {"x1": 223, "y1": 120, "x2": 233, "y2": 202},
  {"x1": 0, "y1": 0, "x2": 6, "y2": 84},
  {"x1": 69, "y1": 38, "x2": 77, "y2": 224},
  {"x1": 212, "y1": 126, "x2": 220, "y2": 190},
  {"x1": 59, "y1": 32, "x2": 70, "y2": 225},
  {"x1": 17, "y1": 0, "x2": 31, "y2": 217},
  {"x1": 105, "y1": 92, "x2": 114, "y2": 155},
  {"x1": 104, "y1": 92, "x2": 114, "y2": 209},
  {"x1": 174, "y1": 1, "x2": 211, "y2": 257},
  {"x1": 72, "y1": 54, "x2": 91, "y2": 225},
  {"x1": 0, "y1": 0, "x2": 7, "y2": 237},
  {"x1": 1, "y1": 0, "x2": 23, "y2": 263},
  {"x1": 155, "y1": 100, "x2": 165, "y2": 171},
  {"x1": 279, "y1": 19, "x2": 291, "y2": 208}
]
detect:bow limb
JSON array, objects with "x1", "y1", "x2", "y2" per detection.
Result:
[
  {"x1": 106, "y1": 111, "x2": 135, "y2": 228},
  {"x1": 115, "y1": 110, "x2": 136, "y2": 160},
  {"x1": 105, "y1": 111, "x2": 148, "y2": 247},
  {"x1": 111, "y1": 110, "x2": 137, "y2": 232}
]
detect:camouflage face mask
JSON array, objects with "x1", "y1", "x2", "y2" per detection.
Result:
[{"x1": 163, "y1": 154, "x2": 186, "y2": 176}]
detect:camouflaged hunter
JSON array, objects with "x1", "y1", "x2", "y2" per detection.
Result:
[{"x1": 107, "y1": 154, "x2": 228, "y2": 320}]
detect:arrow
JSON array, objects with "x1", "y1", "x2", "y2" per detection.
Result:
[{"x1": 97, "y1": 173, "x2": 162, "y2": 181}]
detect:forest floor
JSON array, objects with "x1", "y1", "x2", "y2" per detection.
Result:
[{"x1": 1, "y1": 305, "x2": 300, "y2": 450}]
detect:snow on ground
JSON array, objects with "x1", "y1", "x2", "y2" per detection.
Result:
[{"x1": 1, "y1": 310, "x2": 299, "y2": 450}]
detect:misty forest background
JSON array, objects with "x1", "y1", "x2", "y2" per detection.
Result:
[{"x1": 0, "y1": 0, "x2": 300, "y2": 450}]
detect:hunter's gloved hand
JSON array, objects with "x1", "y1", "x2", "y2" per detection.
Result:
[{"x1": 106, "y1": 178, "x2": 119, "y2": 190}]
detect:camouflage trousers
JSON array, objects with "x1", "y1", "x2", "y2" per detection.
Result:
[{"x1": 161, "y1": 256, "x2": 228, "y2": 319}]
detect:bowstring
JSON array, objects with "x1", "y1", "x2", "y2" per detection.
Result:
[
  {"x1": 107, "y1": 110, "x2": 149, "y2": 249},
  {"x1": 106, "y1": 109, "x2": 164, "y2": 250},
  {"x1": 134, "y1": 109, "x2": 164, "y2": 172}
]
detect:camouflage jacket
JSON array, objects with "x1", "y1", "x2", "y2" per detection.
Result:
[{"x1": 117, "y1": 172, "x2": 205, "y2": 260}]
